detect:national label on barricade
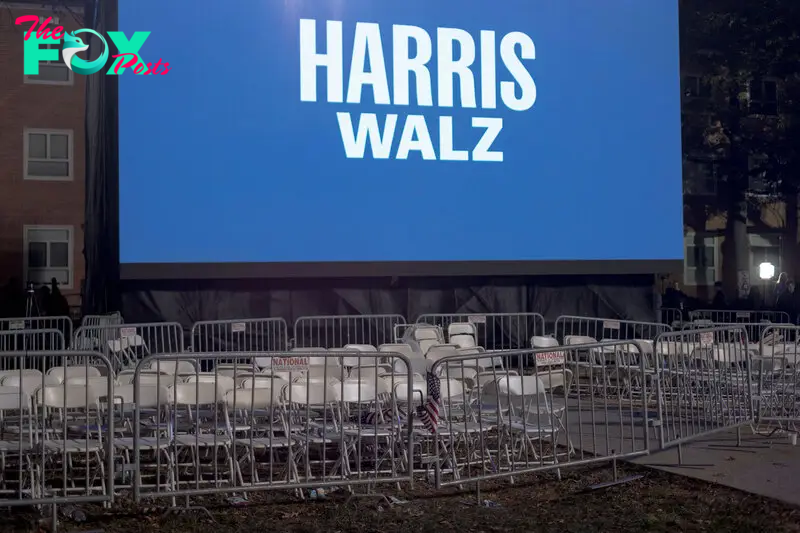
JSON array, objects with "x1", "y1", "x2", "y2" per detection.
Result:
[
  {"x1": 9, "y1": 320, "x2": 25, "y2": 330},
  {"x1": 603, "y1": 320, "x2": 621, "y2": 330},
  {"x1": 119, "y1": 327, "x2": 137, "y2": 337},
  {"x1": 736, "y1": 312, "x2": 750, "y2": 319},
  {"x1": 468, "y1": 315, "x2": 486, "y2": 324},
  {"x1": 699, "y1": 332, "x2": 714, "y2": 347},
  {"x1": 535, "y1": 351, "x2": 565, "y2": 367},
  {"x1": 271, "y1": 356, "x2": 310, "y2": 371},
  {"x1": 231, "y1": 322, "x2": 247, "y2": 333}
]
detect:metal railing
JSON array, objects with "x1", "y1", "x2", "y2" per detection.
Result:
[
  {"x1": 554, "y1": 316, "x2": 671, "y2": 344},
  {"x1": 427, "y1": 341, "x2": 652, "y2": 489},
  {"x1": 73, "y1": 322, "x2": 184, "y2": 372},
  {"x1": 757, "y1": 324, "x2": 800, "y2": 426},
  {"x1": 415, "y1": 313, "x2": 545, "y2": 351},
  {"x1": 190, "y1": 318, "x2": 289, "y2": 353},
  {"x1": 653, "y1": 326, "x2": 754, "y2": 448},
  {"x1": 130, "y1": 350, "x2": 415, "y2": 503},
  {"x1": 81, "y1": 312, "x2": 123, "y2": 328},
  {"x1": 292, "y1": 314, "x2": 407, "y2": 349},
  {"x1": 690, "y1": 309, "x2": 791, "y2": 324},
  {"x1": 0, "y1": 316, "x2": 73, "y2": 347},
  {"x1": 0, "y1": 350, "x2": 115, "y2": 520},
  {"x1": 0, "y1": 313, "x2": 778, "y2": 521}
]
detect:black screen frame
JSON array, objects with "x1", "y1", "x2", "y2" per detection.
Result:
[{"x1": 120, "y1": 259, "x2": 682, "y2": 280}]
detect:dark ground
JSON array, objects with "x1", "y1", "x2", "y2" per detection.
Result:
[{"x1": 4, "y1": 464, "x2": 800, "y2": 533}]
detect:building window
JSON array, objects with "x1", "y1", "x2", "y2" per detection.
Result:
[
  {"x1": 749, "y1": 234, "x2": 781, "y2": 282},
  {"x1": 748, "y1": 154, "x2": 771, "y2": 194},
  {"x1": 683, "y1": 75, "x2": 711, "y2": 98},
  {"x1": 684, "y1": 234, "x2": 719, "y2": 286},
  {"x1": 23, "y1": 41, "x2": 73, "y2": 85},
  {"x1": 684, "y1": 158, "x2": 718, "y2": 196},
  {"x1": 23, "y1": 226, "x2": 73, "y2": 289},
  {"x1": 24, "y1": 129, "x2": 73, "y2": 181},
  {"x1": 748, "y1": 78, "x2": 778, "y2": 115}
]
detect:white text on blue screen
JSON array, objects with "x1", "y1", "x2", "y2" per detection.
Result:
[{"x1": 299, "y1": 20, "x2": 537, "y2": 162}]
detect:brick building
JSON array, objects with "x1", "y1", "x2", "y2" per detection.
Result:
[{"x1": 0, "y1": 2, "x2": 85, "y2": 312}]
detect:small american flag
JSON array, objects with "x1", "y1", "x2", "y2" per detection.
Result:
[{"x1": 417, "y1": 370, "x2": 441, "y2": 434}]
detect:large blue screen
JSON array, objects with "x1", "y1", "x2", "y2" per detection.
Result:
[{"x1": 119, "y1": 0, "x2": 683, "y2": 264}]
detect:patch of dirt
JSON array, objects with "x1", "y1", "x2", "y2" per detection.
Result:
[{"x1": 6, "y1": 464, "x2": 800, "y2": 533}]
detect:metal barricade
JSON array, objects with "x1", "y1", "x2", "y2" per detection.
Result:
[
  {"x1": 757, "y1": 324, "x2": 800, "y2": 426},
  {"x1": 653, "y1": 326, "x2": 754, "y2": 449},
  {"x1": 683, "y1": 321, "x2": 771, "y2": 347},
  {"x1": 190, "y1": 318, "x2": 289, "y2": 354},
  {"x1": 73, "y1": 322, "x2": 184, "y2": 372},
  {"x1": 690, "y1": 309, "x2": 791, "y2": 324},
  {"x1": 292, "y1": 314, "x2": 407, "y2": 348},
  {"x1": 427, "y1": 341, "x2": 651, "y2": 489},
  {"x1": 0, "y1": 350, "x2": 115, "y2": 527},
  {"x1": 131, "y1": 350, "x2": 414, "y2": 503},
  {"x1": 0, "y1": 316, "x2": 73, "y2": 347},
  {"x1": 659, "y1": 307, "x2": 685, "y2": 327},
  {"x1": 554, "y1": 316, "x2": 671, "y2": 344},
  {"x1": 415, "y1": 313, "x2": 545, "y2": 350},
  {"x1": 0, "y1": 329, "x2": 66, "y2": 370},
  {"x1": 82, "y1": 312, "x2": 124, "y2": 328}
]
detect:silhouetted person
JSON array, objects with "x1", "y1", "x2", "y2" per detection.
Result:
[
  {"x1": 777, "y1": 280, "x2": 797, "y2": 319},
  {"x1": 775, "y1": 272, "x2": 789, "y2": 308},
  {"x1": 711, "y1": 282, "x2": 727, "y2": 309},
  {"x1": 745, "y1": 286, "x2": 762, "y2": 310},
  {"x1": 35, "y1": 285, "x2": 50, "y2": 317},
  {"x1": 47, "y1": 278, "x2": 70, "y2": 318}
]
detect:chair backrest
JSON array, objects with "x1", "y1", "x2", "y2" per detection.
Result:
[
  {"x1": 120, "y1": 371, "x2": 178, "y2": 387},
  {"x1": 343, "y1": 344, "x2": 377, "y2": 352},
  {"x1": 339, "y1": 379, "x2": 383, "y2": 403},
  {"x1": 305, "y1": 365, "x2": 346, "y2": 381},
  {"x1": 448, "y1": 323, "x2": 476, "y2": 337},
  {"x1": 491, "y1": 375, "x2": 547, "y2": 397},
  {"x1": 441, "y1": 366, "x2": 479, "y2": 389},
  {"x1": 107, "y1": 333, "x2": 145, "y2": 352},
  {"x1": 284, "y1": 382, "x2": 340, "y2": 405},
  {"x1": 215, "y1": 364, "x2": 259, "y2": 377},
  {"x1": 392, "y1": 379, "x2": 426, "y2": 403},
  {"x1": 448, "y1": 323, "x2": 477, "y2": 349},
  {"x1": 532, "y1": 336, "x2": 559, "y2": 349},
  {"x1": 65, "y1": 376, "x2": 115, "y2": 400},
  {"x1": 438, "y1": 378, "x2": 467, "y2": 401},
  {"x1": 184, "y1": 373, "x2": 236, "y2": 392},
  {"x1": 146, "y1": 360, "x2": 197, "y2": 375},
  {"x1": 449, "y1": 334, "x2": 476, "y2": 349},
  {"x1": 240, "y1": 375, "x2": 288, "y2": 389},
  {"x1": 47, "y1": 365, "x2": 102, "y2": 383},
  {"x1": 565, "y1": 335, "x2": 598, "y2": 346},
  {"x1": 413, "y1": 326, "x2": 442, "y2": 342},
  {"x1": 1, "y1": 374, "x2": 60, "y2": 395},
  {"x1": 0, "y1": 386, "x2": 30, "y2": 411},
  {"x1": 170, "y1": 382, "x2": 229, "y2": 405},
  {"x1": 392, "y1": 355, "x2": 429, "y2": 376},
  {"x1": 112, "y1": 384, "x2": 171, "y2": 407},
  {"x1": 426, "y1": 344, "x2": 459, "y2": 363},
  {"x1": 224, "y1": 387, "x2": 281, "y2": 409},
  {"x1": 37, "y1": 385, "x2": 98, "y2": 409},
  {"x1": 539, "y1": 368, "x2": 572, "y2": 391},
  {"x1": 378, "y1": 343, "x2": 416, "y2": 360},
  {"x1": 0, "y1": 369, "x2": 42, "y2": 382}
]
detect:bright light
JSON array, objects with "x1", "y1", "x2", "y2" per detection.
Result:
[{"x1": 759, "y1": 262, "x2": 775, "y2": 280}]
